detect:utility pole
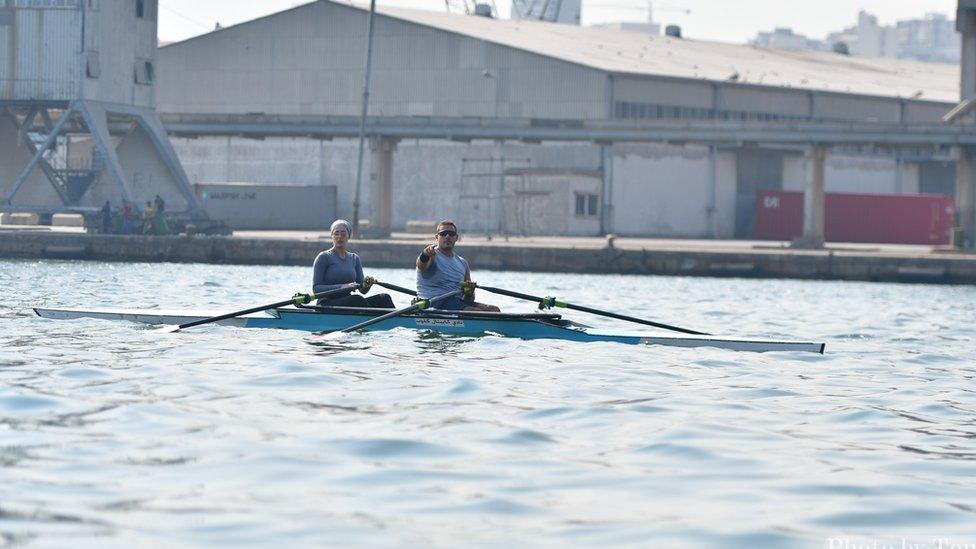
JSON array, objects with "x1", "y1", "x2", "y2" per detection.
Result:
[{"x1": 351, "y1": 0, "x2": 377, "y2": 236}]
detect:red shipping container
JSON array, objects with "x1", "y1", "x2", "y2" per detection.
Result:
[{"x1": 754, "y1": 190, "x2": 955, "y2": 245}]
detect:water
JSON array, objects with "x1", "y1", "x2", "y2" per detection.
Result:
[{"x1": 2, "y1": 259, "x2": 975, "y2": 547}]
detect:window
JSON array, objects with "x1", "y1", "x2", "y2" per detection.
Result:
[
  {"x1": 136, "y1": 0, "x2": 144, "y2": 18},
  {"x1": 575, "y1": 193, "x2": 599, "y2": 217},
  {"x1": 134, "y1": 59, "x2": 154, "y2": 84},
  {"x1": 86, "y1": 51, "x2": 101, "y2": 78},
  {"x1": 612, "y1": 101, "x2": 828, "y2": 123}
]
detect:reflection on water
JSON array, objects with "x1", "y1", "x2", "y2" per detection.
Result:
[{"x1": 2, "y1": 259, "x2": 976, "y2": 546}]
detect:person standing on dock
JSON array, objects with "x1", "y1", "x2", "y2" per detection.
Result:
[
  {"x1": 121, "y1": 200, "x2": 134, "y2": 234},
  {"x1": 152, "y1": 195, "x2": 169, "y2": 235},
  {"x1": 416, "y1": 220, "x2": 500, "y2": 312},
  {"x1": 100, "y1": 200, "x2": 112, "y2": 234},
  {"x1": 312, "y1": 219, "x2": 395, "y2": 308}
]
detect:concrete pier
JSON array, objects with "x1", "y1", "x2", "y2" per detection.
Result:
[{"x1": 2, "y1": 227, "x2": 976, "y2": 284}]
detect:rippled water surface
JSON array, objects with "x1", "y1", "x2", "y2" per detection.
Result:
[{"x1": 2, "y1": 259, "x2": 976, "y2": 547}]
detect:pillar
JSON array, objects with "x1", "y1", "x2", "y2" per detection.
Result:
[
  {"x1": 954, "y1": 146, "x2": 976, "y2": 248},
  {"x1": 793, "y1": 144, "x2": 827, "y2": 248},
  {"x1": 369, "y1": 137, "x2": 396, "y2": 237}
]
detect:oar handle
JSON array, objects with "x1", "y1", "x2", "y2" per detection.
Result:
[
  {"x1": 374, "y1": 280, "x2": 418, "y2": 296},
  {"x1": 474, "y1": 285, "x2": 542, "y2": 305}
]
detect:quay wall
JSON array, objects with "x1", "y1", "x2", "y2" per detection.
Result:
[{"x1": 2, "y1": 232, "x2": 976, "y2": 285}]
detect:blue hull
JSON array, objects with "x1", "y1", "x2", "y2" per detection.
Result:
[{"x1": 248, "y1": 307, "x2": 618, "y2": 342}]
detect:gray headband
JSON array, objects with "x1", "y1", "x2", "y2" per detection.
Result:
[{"x1": 330, "y1": 219, "x2": 353, "y2": 236}]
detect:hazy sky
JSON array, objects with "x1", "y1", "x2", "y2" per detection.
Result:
[{"x1": 157, "y1": 0, "x2": 958, "y2": 44}]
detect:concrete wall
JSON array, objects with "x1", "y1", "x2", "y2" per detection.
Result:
[
  {"x1": 169, "y1": 136, "x2": 948, "y2": 238},
  {"x1": 713, "y1": 151, "x2": 737, "y2": 238},
  {"x1": 609, "y1": 143, "x2": 728, "y2": 237},
  {"x1": 170, "y1": 137, "x2": 602, "y2": 231},
  {"x1": 782, "y1": 153, "x2": 807, "y2": 192},
  {"x1": 782, "y1": 151, "x2": 920, "y2": 195},
  {"x1": 7, "y1": 231, "x2": 975, "y2": 284},
  {"x1": 899, "y1": 162, "x2": 921, "y2": 194},
  {"x1": 81, "y1": 0, "x2": 158, "y2": 107},
  {"x1": 111, "y1": 124, "x2": 191, "y2": 212}
]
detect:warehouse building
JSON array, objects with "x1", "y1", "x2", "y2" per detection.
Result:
[{"x1": 155, "y1": 1, "x2": 967, "y2": 240}]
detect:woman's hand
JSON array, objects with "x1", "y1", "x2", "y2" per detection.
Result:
[{"x1": 360, "y1": 276, "x2": 375, "y2": 294}]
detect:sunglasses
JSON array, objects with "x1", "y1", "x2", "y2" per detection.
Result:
[{"x1": 437, "y1": 230, "x2": 458, "y2": 237}]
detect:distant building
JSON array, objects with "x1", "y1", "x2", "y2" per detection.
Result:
[
  {"x1": 590, "y1": 20, "x2": 660, "y2": 35},
  {"x1": 896, "y1": 13, "x2": 959, "y2": 63},
  {"x1": 751, "y1": 28, "x2": 825, "y2": 51},
  {"x1": 588, "y1": 1, "x2": 660, "y2": 35},
  {"x1": 511, "y1": 0, "x2": 581, "y2": 24},
  {"x1": 753, "y1": 11, "x2": 960, "y2": 64}
]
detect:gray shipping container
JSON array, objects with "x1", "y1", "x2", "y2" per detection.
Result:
[{"x1": 194, "y1": 183, "x2": 337, "y2": 230}]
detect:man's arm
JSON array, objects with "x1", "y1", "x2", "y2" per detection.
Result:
[{"x1": 416, "y1": 244, "x2": 436, "y2": 271}]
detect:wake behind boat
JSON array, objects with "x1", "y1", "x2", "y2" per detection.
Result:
[{"x1": 34, "y1": 304, "x2": 826, "y2": 354}]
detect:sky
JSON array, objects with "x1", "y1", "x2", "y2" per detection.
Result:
[{"x1": 157, "y1": 0, "x2": 958, "y2": 45}]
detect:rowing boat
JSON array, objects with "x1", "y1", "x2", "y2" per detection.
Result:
[{"x1": 34, "y1": 305, "x2": 826, "y2": 353}]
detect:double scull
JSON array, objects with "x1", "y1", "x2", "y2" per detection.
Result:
[{"x1": 34, "y1": 305, "x2": 826, "y2": 353}]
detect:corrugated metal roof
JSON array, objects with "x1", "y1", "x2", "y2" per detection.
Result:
[
  {"x1": 165, "y1": 0, "x2": 960, "y2": 104},
  {"x1": 363, "y1": 3, "x2": 959, "y2": 103}
]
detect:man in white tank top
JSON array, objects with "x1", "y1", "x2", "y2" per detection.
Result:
[{"x1": 415, "y1": 220, "x2": 500, "y2": 312}]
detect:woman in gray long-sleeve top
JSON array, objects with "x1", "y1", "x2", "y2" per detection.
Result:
[{"x1": 312, "y1": 219, "x2": 395, "y2": 308}]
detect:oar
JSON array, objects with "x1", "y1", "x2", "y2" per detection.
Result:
[
  {"x1": 373, "y1": 280, "x2": 417, "y2": 297},
  {"x1": 329, "y1": 289, "x2": 461, "y2": 336},
  {"x1": 164, "y1": 285, "x2": 358, "y2": 333},
  {"x1": 470, "y1": 284, "x2": 709, "y2": 335}
]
